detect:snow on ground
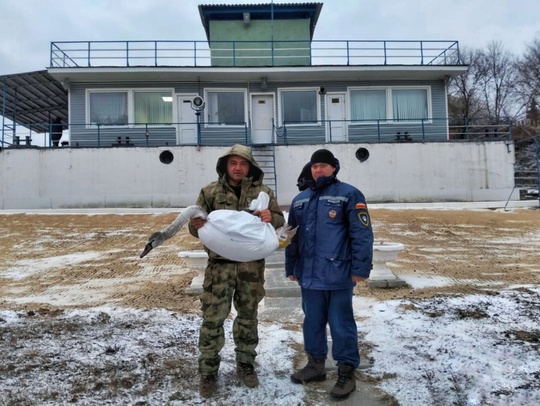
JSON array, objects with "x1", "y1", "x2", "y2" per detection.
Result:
[
  {"x1": 1, "y1": 252, "x2": 107, "y2": 279},
  {"x1": 0, "y1": 306, "x2": 304, "y2": 406},
  {"x1": 1, "y1": 206, "x2": 540, "y2": 405},
  {"x1": 1, "y1": 287, "x2": 539, "y2": 405},
  {"x1": 355, "y1": 287, "x2": 540, "y2": 405}
]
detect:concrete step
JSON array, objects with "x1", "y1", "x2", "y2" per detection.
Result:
[
  {"x1": 259, "y1": 296, "x2": 303, "y2": 324},
  {"x1": 264, "y1": 267, "x2": 301, "y2": 298},
  {"x1": 263, "y1": 248, "x2": 301, "y2": 298},
  {"x1": 265, "y1": 248, "x2": 285, "y2": 268}
]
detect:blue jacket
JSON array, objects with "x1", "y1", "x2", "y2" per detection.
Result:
[{"x1": 285, "y1": 170, "x2": 374, "y2": 290}]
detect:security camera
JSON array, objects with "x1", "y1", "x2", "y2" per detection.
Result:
[{"x1": 191, "y1": 96, "x2": 205, "y2": 111}]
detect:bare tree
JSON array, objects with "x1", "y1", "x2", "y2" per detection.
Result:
[
  {"x1": 448, "y1": 47, "x2": 488, "y2": 136},
  {"x1": 450, "y1": 43, "x2": 524, "y2": 121},
  {"x1": 475, "y1": 41, "x2": 520, "y2": 122},
  {"x1": 515, "y1": 36, "x2": 540, "y2": 125}
]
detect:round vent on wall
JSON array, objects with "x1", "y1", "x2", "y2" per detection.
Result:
[
  {"x1": 159, "y1": 150, "x2": 174, "y2": 164},
  {"x1": 355, "y1": 147, "x2": 370, "y2": 162}
]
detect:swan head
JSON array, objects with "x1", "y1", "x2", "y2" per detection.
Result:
[
  {"x1": 139, "y1": 205, "x2": 207, "y2": 259},
  {"x1": 139, "y1": 231, "x2": 166, "y2": 258}
]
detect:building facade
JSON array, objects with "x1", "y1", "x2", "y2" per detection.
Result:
[{"x1": 0, "y1": 3, "x2": 519, "y2": 209}]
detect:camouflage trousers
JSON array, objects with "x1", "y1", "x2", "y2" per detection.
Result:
[{"x1": 198, "y1": 258, "x2": 266, "y2": 375}]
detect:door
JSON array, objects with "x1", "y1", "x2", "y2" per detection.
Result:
[
  {"x1": 325, "y1": 93, "x2": 347, "y2": 142},
  {"x1": 250, "y1": 94, "x2": 274, "y2": 144},
  {"x1": 176, "y1": 94, "x2": 199, "y2": 144}
]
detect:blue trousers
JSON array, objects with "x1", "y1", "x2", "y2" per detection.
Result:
[{"x1": 301, "y1": 287, "x2": 360, "y2": 368}]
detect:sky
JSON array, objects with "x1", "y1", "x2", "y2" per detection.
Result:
[{"x1": 1, "y1": 0, "x2": 540, "y2": 76}]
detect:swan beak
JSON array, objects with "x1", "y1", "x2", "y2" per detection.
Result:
[{"x1": 140, "y1": 243, "x2": 153, "y2": 258}]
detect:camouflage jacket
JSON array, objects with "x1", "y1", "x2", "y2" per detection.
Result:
[{"x1": 188, "y1": 144, "x2": 285, "y2": 261}]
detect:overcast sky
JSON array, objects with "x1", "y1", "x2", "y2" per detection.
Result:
[{"x1": 0, "y1": 0, "x2": 539, "y2": 76}]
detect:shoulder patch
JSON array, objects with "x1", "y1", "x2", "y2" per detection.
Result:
[
  {"x1": 355, "y1": 203, "x2": 367, "y2": 210},
  {"x1": 358, "y1": 211, "x2": 370, "y2": 226}
]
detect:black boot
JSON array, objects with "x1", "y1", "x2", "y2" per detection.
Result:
[
  {"x1": 290, "y1": 354, "x2": 326, "y2": 384},
  {"x1": 330, "y1": 364, "x2": 356, "y2": 399}
]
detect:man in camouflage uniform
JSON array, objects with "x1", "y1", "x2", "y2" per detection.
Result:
[{"x1": 188, "y1": 144, "x2": 284, "y2": 398}]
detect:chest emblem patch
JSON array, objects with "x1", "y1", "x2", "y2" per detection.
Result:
[{"x1": 328, "y1": 209, "x2": 337, "y2": 219}]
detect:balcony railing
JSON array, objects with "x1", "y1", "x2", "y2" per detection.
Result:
[
  {"x1": 1, "y1": 117, "x2": 511, "y2": 149},
  {"x1": 50, "y1": 40, "x2": 463, "y2": 68}
]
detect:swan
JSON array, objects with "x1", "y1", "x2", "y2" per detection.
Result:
[
  {"x1": 140, "y1": 205, "x2": 207, "y2": 258},
  {"x1": 140, "y1": 206, "x2": 297, "y2": 260}
]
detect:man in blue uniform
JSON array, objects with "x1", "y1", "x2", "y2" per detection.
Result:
[{"x1": 285, "y1": 148, "x2": 373, "y2": 400}]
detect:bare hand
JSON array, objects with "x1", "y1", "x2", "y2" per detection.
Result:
[
  {"x1": 255, "y1": 209, "x2": 272, "y2": 223},
  {"x1": 190, "y1": 217, "x2": 207, "y2": 230},
  {"x1": 288, "y1": 275, "x2": 297, "y2": 281},
  {"x1": 352, "y1": 276, "x2": 366, "y2": 283}
]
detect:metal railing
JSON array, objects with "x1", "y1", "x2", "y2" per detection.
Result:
[
  {"x1": 1, "y1": 121, "x2": 250, "y2": 148},
  {"x1": 50, "y1": 40, "x2": 462, "y2": 68},
  {"x1": 275, "y1": 117, "x2": 511, "y2": 144},
  {"x1": 1, "y1": 117, "x2": 512, "y2": 149}
]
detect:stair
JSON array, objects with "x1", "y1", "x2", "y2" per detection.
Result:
[
  {"x1": 514, "y1": 137, "x2": 539, "y2": 199},
  {"x1": 251, "y1": 145, "x2": 278, "y2": 197}
]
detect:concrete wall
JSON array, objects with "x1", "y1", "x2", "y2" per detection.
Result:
[
  {"x1": 0, "y1": 142, "x2": 517, "y2": 210},
  {"x1": 275, "y1": 142, "x2": 516, "y2": 204}
]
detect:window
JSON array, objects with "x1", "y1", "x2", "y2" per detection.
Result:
[
  {"x1": 350, "y1": 86, "x2": 430, "y2": 124},
  {"x1": 89, "y1": 92, "x2": 128, "y2": 125},
  {"x1": 87, "y1": 89, "x2": 173, "y2": 127},
  {"x1": 392, "y1": 89, "x2": 428, "y2": 122},
  {"x1": 134, "y1": 91, "x2": 172, "y2": 125},
  {"x1": 350, "y1": 89, "x2": 386, "y2": 123},
  {"x1": 206, "y1": 90, "x2": 246, "y2": 125},
  {"x1": 281, "y1": 89, "x2": 318, "y2": 124}
]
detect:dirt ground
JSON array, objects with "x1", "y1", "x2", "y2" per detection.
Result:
[{"x1": 1, "y1": 206, "x2": 539, "y2": 312}]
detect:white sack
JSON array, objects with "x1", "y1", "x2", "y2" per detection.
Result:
[
  {"x1": 198, "y1": 211, "x2": 278, "y2": 262},
  {"x1": 197, "y1": 192, "x2": 278, "y2": 262}
]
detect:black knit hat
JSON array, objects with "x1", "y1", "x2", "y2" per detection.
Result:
[{"x1": 310, "y1": 149, "x2": 336, "y2": 167}]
